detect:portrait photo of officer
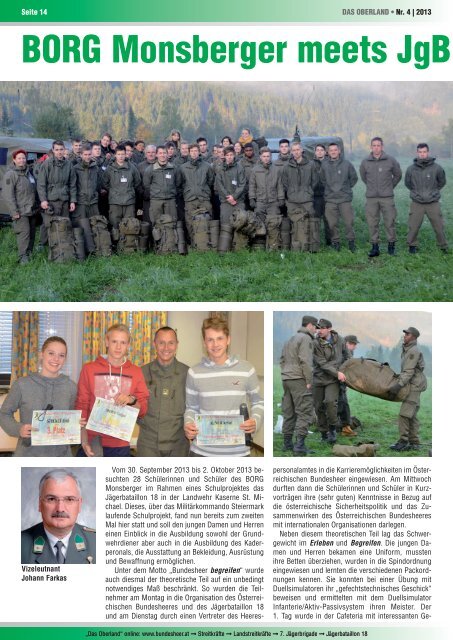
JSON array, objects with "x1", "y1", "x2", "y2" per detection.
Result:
[{"x1": 21, "y1": 467, "x2": 96, "y2": 564}]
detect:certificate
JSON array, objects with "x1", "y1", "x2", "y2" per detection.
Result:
[
  {"x1": 195, "y1": 414, "x2": 245, "y2": 446},
  {"x1": 86, "y1": 397, "x2": 139, "y2": 442},
  {"x1": 31, "y1": 410, "x2": 82, "y2": 446}
]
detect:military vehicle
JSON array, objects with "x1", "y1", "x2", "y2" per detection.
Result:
[{"x1": 266, "y1": 126, "x2": 344, "y2": 160}]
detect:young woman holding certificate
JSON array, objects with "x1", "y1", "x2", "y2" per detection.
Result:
[{"x1": 0, "y1": 337, "x2": 78, "y2": 456}]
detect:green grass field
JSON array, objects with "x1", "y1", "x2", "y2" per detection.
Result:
[
  {"x1": 273, "y1": 366, "x2": 432, "y2": 458},
  {"x1": 0, "y1": 159, "x2": 451, "y2": 302}
]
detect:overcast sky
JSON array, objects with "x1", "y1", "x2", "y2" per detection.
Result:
[{"x1": 274, "y1": 311, "x2": 431, "y2": 358}]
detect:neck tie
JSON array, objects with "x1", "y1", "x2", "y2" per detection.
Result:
[{"x1": 54, "y1": 540, "x2": 65, "y2": 564}]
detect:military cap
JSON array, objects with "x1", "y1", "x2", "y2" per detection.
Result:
[
  {"x1": 317, "y1": 318, "x2": 332, "y2": 329},
  {"x1": 403, "y1": 327, "x2": 420, "y2": 338},
  {"x1": 344, "y1": 335, "x2": 360, "y2": 344},
  {"x1": 302, "y1": 315, "x2": 318, "y2": 326}
]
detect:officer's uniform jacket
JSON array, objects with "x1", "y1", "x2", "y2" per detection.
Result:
[{"x1": 21, "y1": 522, "x2": 96, "y2": 564}]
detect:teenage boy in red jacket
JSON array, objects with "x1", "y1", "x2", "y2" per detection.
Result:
[{"x1": 76, "y1": 323, "x2": 149, "y2": 457}]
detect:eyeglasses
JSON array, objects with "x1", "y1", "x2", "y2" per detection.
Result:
[{"x1": 42, "y1": 496, "x2": 80, "y2": 505}]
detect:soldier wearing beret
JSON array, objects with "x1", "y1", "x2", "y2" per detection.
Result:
[
  {"x1": 389, "y1": 327, "x2": 427, "y2": 452},
  {"x1": 21, "y1": 469, "x2": 95, "y2": 564}
]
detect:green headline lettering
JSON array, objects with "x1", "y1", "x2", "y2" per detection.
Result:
[{"x1": 22, "y1": 34, "x2": 450, "y2": 70}]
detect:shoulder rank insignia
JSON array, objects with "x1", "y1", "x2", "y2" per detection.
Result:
[
  {"x1": 82, "y1": 526, "x2": 96, "y2": 533},
  {"x1": 33, "y1": 536, "x2": 45, "y2": 554},
  {"x1": 74, "y1": 534, "x2": 86, "y2": 551}
]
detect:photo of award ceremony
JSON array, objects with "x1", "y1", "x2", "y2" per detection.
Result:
[{"x1": 0, "y1": 310, "x2": 264, "y2": 458}]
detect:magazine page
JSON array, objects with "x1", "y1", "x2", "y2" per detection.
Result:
[{"x1": 0, "y1": 2, "x2": 450, "y2": 640}]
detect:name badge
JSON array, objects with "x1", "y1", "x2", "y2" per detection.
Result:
[
  {"x1": 121, "y1": 176, "x2": 128, "y2": 183},
  {"x1": 232, "y1": 180, "x2": 237, "y2": 186},
  {"x1": 166, "y1": 174, "x2": 172, "y2": 179}
]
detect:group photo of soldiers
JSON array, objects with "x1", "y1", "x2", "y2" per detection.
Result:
[
  {"x1": 273, "y1": 310, "x2": 432, "y2": 457},
  {"x1": 1, "y1": 129, "x2": 450, "y2": 264}
]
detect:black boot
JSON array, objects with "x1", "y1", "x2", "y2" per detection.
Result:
[
  {"x1": 294, "y1": 436, "x2": 309, "y2": 455},
  {"x1": 389, "y1": 440, "x2": 410, "y2": 452},
  {"x1": 348, "y1": 241, "x2": 356, "y2": 253},
  {"x1": 332, "y1": 242, "x2": 340, "y2": 251},
  {"x1": 409, "y1": 245, "x2": 417, "y2": 254},
  {"x1": 321, "y1": 431, "x2": 329, "y2": 443},
  {"x1": 368, "y1": 243, "x2": 380, "y2": 257},
  {"x1": 388, "y1": 242, "x2": 396, "y2": 256},
  {"x1": 283, "y1": 435, "x2": 294, "y2": 451},
  {"x1": 327, "y1": 428, "x2": 337, "y2": 444}
]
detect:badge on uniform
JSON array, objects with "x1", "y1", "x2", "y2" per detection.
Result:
[
  {"x1": 165, "y1": 174, "x2": 172, "y2": 179},
  {"x1": 33, "y1": 536, "x2": 45, "y2": 554},
  {"x1": 232, "y1": 180, "x2": 237, "y2": 185},
  {"x1": 162, "y1": 388, "x2": 170, "y2": 396},
  {"x1": 74, "y1": 534, "x2": 86, "y2": 551},
  {"x1": 121, "y1": 176, "x2": 128, "y2": 183},
  {"x1": 29, "y1": 175, "x2": 35, "y2": 184}
]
